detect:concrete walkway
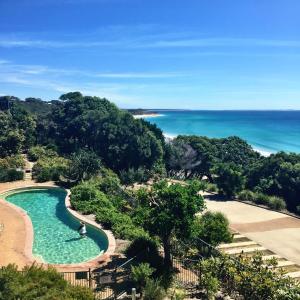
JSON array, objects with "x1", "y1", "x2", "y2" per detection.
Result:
[{"x1": 205, "y1": 197, "x2": 300, "y2": 265}]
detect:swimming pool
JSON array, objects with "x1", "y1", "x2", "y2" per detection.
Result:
[{"x1": 4, "y1": 188, "x2": 109, "y2": 264}]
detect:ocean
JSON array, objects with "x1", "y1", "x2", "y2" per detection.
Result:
[{"x1": 143, "y1": 110, "x2": 300, "y2": 155}]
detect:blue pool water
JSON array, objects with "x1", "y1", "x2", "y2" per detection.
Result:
[
  {"x1": 5, "y1": 188, "x2": 108, "y2": 264},
  {"x1": 144, "y1": 110, "x2": 300, "y2": 155}
]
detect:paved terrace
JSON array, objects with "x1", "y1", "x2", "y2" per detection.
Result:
[{"x1": 205, "y1": 196, "x2": 300, "y2": 265}]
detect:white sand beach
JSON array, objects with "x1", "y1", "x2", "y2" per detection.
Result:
[{"x1": 133, "y1": 114, "x2": 164, "y2": 119}]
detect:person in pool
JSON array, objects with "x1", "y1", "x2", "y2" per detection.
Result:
[{"x1": 78, "y1": 221, "x2": 87, "y2": 238}]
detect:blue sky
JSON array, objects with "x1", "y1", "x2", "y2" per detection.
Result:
[{"x1": 0, "y1": 0, "x2": 300, "y2": 109}]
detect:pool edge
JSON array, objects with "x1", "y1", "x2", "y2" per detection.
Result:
[{"x1": 0, "y1": 184, "x2": 116, "y2": 271}]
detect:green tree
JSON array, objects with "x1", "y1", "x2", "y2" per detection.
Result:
[
  {"x1": 138, "y1": 180, "x2": 205, "y2": 267},
  {"x1": 65, "y1": 149, "x2": 102, "y2": 182},
  {"x1": 215, "y1": 163, "x2": 245, "y2": 198}
]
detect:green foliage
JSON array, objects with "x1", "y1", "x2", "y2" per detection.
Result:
[
  {"x1": 198, "y1": 259, "x2": 220, "y2": 300},
  {"x1": 131, "y1": 263, "x2": 154, "y2": 291},
  {"x1": 239, "y1": 190, "x2": 286, "y2": 211},
  {"x1": 143, "y1": 279, "x2": 166, "y2": 300},
  {"x1": 0, "y1": 155, "x2": 25, "y2": 169},
  {"x1": 0, "y1": 98, "x2": 37, "y2": 157},
  {"x1": 166, "y1": 135, "x2": 260, "y2": 181},
  {"x1": 64, "y1": 149, "x2": 102, "y2": 182},
  {"x1": 125, "y1": 236, "x2": 163, "y2": 269},
  {"x1": 33, "y1": 155, "x2": 70, "y2": 182},
  {"x1": 27, "y1": 146, "x2": 57, "y2": 162},
  {"x1": 214, "y1": 163, "x2": 245, "y2": 198},
  {"x1": 247, "y1": 152, "x2": 300, "y2": 211},
  {"x1": 137, "y1": 180, "x2": 205, "y2": 266},
  {"x1": 71, "y1": 178, "x2": 148, "y2": 240},
  {"x1": 198, "y1": 253, "x2": 300, "y2": 300},
  {"x1": 239, "y1": 189, "x2": 256, "y2": 202},
  {"x1": 49, "y1": 93, "x2": 163, "y2": 173},
  {"x1": 0, "y1": 155, "x2": 25, "y2": 182},
  {"x1": 192, "y1": 211, "x2": 232, "y2": 247},
  {"x1": 0, "y1": 264, "x2": 94, "y2": 300},
  {"x1": 0, "y1": 169, "x2": 24, "y2": 182},
  {"x1": 119, "y1": 166, "x2": 151, "y2": 185}
]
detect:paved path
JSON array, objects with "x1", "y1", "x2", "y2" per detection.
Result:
[{"x1": 205, "y1": 198, "x2": 300, "y2": 265}]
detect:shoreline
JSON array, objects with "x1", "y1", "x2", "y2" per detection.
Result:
[
  {"x1": 133, "y1": 114, "x2": 165, "y2": 119},
  {"x1": 134, "y1": 112, "x2": 274, "y2": 157}
]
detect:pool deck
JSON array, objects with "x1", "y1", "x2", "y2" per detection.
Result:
[{"x1": 0, "y1": 180, "x2": 116, "y2": 272}]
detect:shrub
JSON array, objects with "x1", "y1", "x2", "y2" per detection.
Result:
[
  {"x1": 206, "y1": 182, "x2": 218, "y2": 193},
  {"x1": 214, "y1": 163, "x2": 245, "y2": 198},
  {"x1": 28, "y1": 146, "x2": 57, "y2": 161},
  {"x1": 0, "y1": 264, "x2": 94, "y2": 300},
  {"x1": 197, "y1": 253, "x2": 300, "y2": 300},
  {"x1": 6, "y1": 169, "x2": 24, "y2": 181},
  {"x1": 143, "y1": 279, "x2": 166, "y2": 300},
  {"x1": 268, "y1": 196, "x2": 286, "y2": 211},
  {"x1": 125, "y1": 236, "x2": 163, "y2": 269},
  {"x1": 119, "y1": 167, "x2": 151, "y2": 185},
  {"x1": 240, "y1": 190, "x2": 286, "y2": 211},
  {"x1": 198, "y1": 263, "x2": 219, "y2": 300},
  {"x1": 0, "y1": 168, "x2": 24, "y2": 182},
  {"x1": 239, "y1": 190, "x2": 256, "y2": 202},
  {"x1": 33, "y1": 156, "x2": 69, "y2": 182},
  {"x1": 0, "y1": 155, "x2": 25, "y2": 169},
  {"x1": 255, "y1": 192, "x2": 271, "y2": 206},
  {"x1": 192, "y1": 211, "x2": 233, "y2": 247},
  {"x1": 131, "y1": 263, "x2": 154, "y2": 291}
]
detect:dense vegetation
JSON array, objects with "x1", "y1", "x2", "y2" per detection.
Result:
[
  {"x1": 198, "y1": 253, "x2": 300, "y2": 300},
  {"x1": 1, "y1": 92, "x2": 300, "y2": 212},
  {"x1": 0, "y1": 264, "x2": 94, "y2": 300},
  {"x1": 1, "y1": 92, "x2": 300, "y2": 298}
]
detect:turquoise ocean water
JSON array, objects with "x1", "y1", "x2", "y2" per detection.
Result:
[
  {"x1": 144, "y1": 110, "x2": 300, "y2": 155},
  {"x1": 5, "y1": 189, "x2": 108, "y2": 264}
]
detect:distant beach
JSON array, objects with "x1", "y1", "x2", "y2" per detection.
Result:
[
  {"x1": 142, "y1": 110, "x2": 300, "y2": 155},
  {"x1": 133, "y1": 114, "x2": 165, "y2": 119}
]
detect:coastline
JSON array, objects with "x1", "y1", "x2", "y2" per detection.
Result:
[
  {"x1": 133, "y1": 114, "x2": 165, "y2": 119},
  {"x1": 135, "y1": 112, "x2": 273, "y2": 157}
]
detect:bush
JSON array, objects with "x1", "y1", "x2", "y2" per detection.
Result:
[
  {"x1": 125, "y1": 236, "x2": 163, "y2": 269},
  {"x1": 214, "y1": 163, "x2": 245, "y2": 198},
  {"x1": 33, "y1": 156, "x2": 70, "y2": 182},
  {"x1": 131, "y1": 263, "x2": 154, "y2": 291},
  {"x1": 27, "y1": 145, "x2": 57, "y2": 161},
  {"x1": 0, "y1": 168, "x2": 24, "y2": 182},
  {"x1": 197, "y1": 253, "x2": 300, "y2": 300},
  {"x1": 6, "y1": 169, "x2": 24, "y2": 181},
  {"x1": 143, "y1": 279, "x2": 166, "y2": 300},
  {"x1": 192, "y1": 211, "x2": 232, "y2": 247},
  {"x1": 119, "y1": 167, "x2": 151, "y2": 185},
  {"x1": 0, "y1": 264, "x2": 94, "y2": 300},
  {"x1": 239, "y1": 190, "x2": 256, "y2": 202},
  {"x1": 268, "y1": 196, "x2": 286, "y2": 211},
  {"x1": 240, "y1": 190, "x2": 286, "y2": 211}
]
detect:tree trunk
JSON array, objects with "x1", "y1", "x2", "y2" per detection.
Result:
[{"x1": 163, "y1": 236, "x2": 172, "y2": 268}]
